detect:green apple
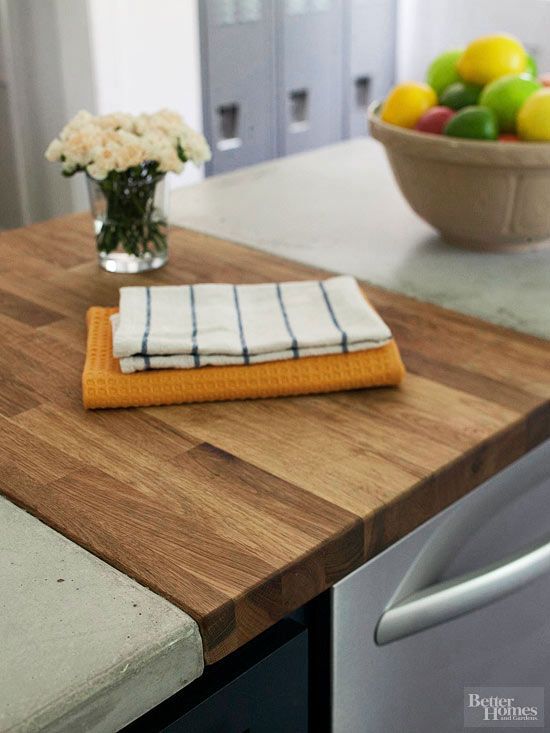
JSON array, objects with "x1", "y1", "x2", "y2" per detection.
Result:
[
  {"x1": 480, "y1": 73, "x2": 541, "y2": 132},
  {"x1": 426, "y1": 49, "x2": 464, "y2": 96}
]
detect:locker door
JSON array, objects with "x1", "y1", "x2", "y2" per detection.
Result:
[
  {"x1": 276, "y1": 0, "x2": 344, "y2": 156},
  {"x1": 200, "y1": 0, "x2": 277, "y2": 175},
  {"x1": 344, "y1": 0, "x2": 397, "y2": 138}
]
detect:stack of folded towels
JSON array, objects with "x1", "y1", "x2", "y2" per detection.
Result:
[{"x1": 82, "y1": 276, "x2": 405, "y2": 409}]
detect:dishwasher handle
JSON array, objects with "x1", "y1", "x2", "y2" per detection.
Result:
[{"x1": 375, "y1": 536, "x2": 550, "y2": 645}]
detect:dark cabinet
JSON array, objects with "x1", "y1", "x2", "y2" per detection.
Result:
[{"x1": 123, "y1": 619, "x2": 308, "y2": 733}]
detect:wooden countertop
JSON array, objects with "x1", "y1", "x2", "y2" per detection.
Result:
[{"x1": 1, "y1": 214, "x2": 549, "y2": 664}]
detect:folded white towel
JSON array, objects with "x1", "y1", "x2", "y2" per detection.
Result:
[{"x1": 111, "y1": 276, "x2": 392, "y2": 373}]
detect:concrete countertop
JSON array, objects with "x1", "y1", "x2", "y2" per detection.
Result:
[
  {"x1": 0, "y1": 497, "x2": 203, "y2": 733},
  {"x1": 171, "y1": 138, "x2": 550, "y2": 340}
]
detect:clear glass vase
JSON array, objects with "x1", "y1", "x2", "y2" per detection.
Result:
[{"x1": 87, "y1": 167, "x2": 169, "y2": 273}]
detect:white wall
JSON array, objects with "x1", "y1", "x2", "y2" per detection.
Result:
[
  {"x1": 398, "y1": 0, "x2": 550, "y2": 83},
  {"x1": 86, "y1": 0, "x2": 204, "y2": 190}
]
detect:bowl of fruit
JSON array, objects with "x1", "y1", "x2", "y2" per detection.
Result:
[{"x1": 369, "y1": 33, "x2": 550, "y2": 251}]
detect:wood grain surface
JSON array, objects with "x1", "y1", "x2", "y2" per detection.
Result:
[{"x1": 1, "y1": 214, "x2": 549, "y2": 663}]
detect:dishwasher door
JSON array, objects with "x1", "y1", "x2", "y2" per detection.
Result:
[{"x1": 332, "y1": 439, "x2": 550, "y2": 733}]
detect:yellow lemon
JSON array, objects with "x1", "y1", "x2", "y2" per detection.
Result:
[
  {"x1": 457, "y1": 34, "x2": 527, "y2": 85},
  {"x1": 381, "y1": 83, "x2": 437, "y2": 128},
  {"x1": 517, "y1": 88, "x2": 550, "y2": 140}
]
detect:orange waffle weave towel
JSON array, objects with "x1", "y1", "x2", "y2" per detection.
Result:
[{"x1": 83, "y1": 307, "x2": 405, "y2": 409}]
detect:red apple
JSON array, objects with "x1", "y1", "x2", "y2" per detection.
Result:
[
  {"x1": 539, "y1": 73, "x2": 550, "y2": 88},
  {"x1": 415, "y1": 106, "x2": 456, "y2": 134}
]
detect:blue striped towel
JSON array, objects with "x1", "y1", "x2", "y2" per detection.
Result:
[{"x1": 111, "y1": 276, "x2": 393, "y2": 374}]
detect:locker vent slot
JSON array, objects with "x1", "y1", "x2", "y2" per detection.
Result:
[
  {"x1": 286, "y1": 0, "x2": 331, "y2": 14},
  {"x1": 286, "y1": 0, "x2": 308, "y2": 14},
  {"x1": 217, "y1": 104, "x2": 242, "y2": 151},
  {"x1": 355, "y1": 76, "x2": 371, "y2": 110},
  {"x1": 215, "y1": 0, "x2": 236, "y2": 25},
  {"x1": 310, "y1": 0, "x2": 331, "y2": 11},
  {"x1": 288, "y1": 89, "x2": 309, "y2": 132},
  {"x1": 239, "y1": 0, "x2": 261, "y2": 22},
  {"x1": 215, "y1": 0, "x2": 261, "y2": 26}
]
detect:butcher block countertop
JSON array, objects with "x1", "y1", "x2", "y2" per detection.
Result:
[{"x1": 1, "y1": 213, "x2": 550, "y2": 674}]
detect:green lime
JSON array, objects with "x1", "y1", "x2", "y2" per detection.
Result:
[
  {"x1": 479, "y1": 73, "x2": 541, "y2": 132},
  {"x1": 426, "y1": 49, "x2": 463, "y2": 96},
  {"x1": 525, "y1": 54, "x2": 538, "y2": 78},
  {"x1": 439, "y1": 81, "x2": 482, "y2": 110},
  {"x1": 443, "y1": 106, "x2": 499, "y2": 140}
]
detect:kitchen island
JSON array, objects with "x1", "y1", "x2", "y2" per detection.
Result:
[
  {"x1": 1, "y1": 141, "x2": 549, "y2": 731},
  {"x1": 172, "y1": 138, "x2": 550, "y2": 339}
]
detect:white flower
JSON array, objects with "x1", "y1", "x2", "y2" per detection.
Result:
[
  {"x1": 157, "y1": 144, "x2": 184, "y2": 174},
  {"x1": 59, "y1": 110, "x2": 94, "y2": 140},
  {"x1": 150, "y1": 109, "x2": 184, "y2": 136},
  {"x1": 92, "y1": 142, "x2": 119, "y2": 172},
  {"x1": 114, "y1": 133, "x2": 147, "y2": 171},
  {"x1": 86, "y1": 162, "x2": 109, "y2": 180},
  {"x1": 62, "y1": 161, "x2": 78, "y2": 176},
  {"x1": 180, "y1": 128, "x2": 211, "y2": 165},
  {"x1": 133, "y1": 113, "x2": 151, "y2": 136},
  {"x1": 45, "y1": 108, "x2": 210, "y2": 177},
  {"x1": 45, "y1": 138, "x2": 63, "y2": 162},
  {"x1": 141, "y1": 130, "x2": 167, "y2": 160},
  {"x1": 96, "y1": 112, "x2": 135, "y2": 132},
  {"x1": 62, "y1": 125, "x2": 100, "y2": 167}
]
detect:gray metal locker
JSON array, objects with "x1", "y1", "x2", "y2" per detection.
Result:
[
  {"x1": 343, "y1": 0, "x2": 397, "y2": 138},
  {"x1": 275, "y1": 0, "x2": 344, "y2": 156},
  {"x1": 199, "y1": 0, "x2": 277, "y2": 175},
  {"x1": 199, "y1": 0, "x2": 397, "y2": 175}
]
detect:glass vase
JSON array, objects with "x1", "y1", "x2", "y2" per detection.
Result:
[{"x1": 87, "y1": 167, "x2": 169, "y2": 273}]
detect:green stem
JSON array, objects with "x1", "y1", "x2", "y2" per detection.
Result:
[{"x1": 92, "y1": 164, "x2": 167, "y2": 258}]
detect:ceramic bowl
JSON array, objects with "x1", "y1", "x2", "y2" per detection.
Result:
[{"x1": 369, "y1": 103, "x2": 550, "y2": 252}]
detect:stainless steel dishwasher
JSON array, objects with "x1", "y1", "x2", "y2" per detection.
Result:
[{"x1": 332, "y1": 439, "x2": 550, "y2": 732}]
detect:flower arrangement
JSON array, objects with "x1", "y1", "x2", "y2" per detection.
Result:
[{"x1": 45, "y1": 109, "x2": 211, "y2": 271}]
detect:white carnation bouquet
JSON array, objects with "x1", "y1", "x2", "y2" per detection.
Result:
[{"x1": 45, "y1": 109, "x2": 211, "y2": 264}]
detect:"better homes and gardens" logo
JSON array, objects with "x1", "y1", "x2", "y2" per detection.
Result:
[{"x1": 464, "y1": 687, "x2": 544, "y2": 728}]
